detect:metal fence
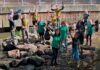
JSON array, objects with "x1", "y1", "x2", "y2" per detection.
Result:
[{"x1": 0, "y1": 0, "x2": 100, "y2": 6}]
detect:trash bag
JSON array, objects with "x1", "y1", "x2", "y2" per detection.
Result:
[
  {"x1": 8, "y1": 49, "x2": 20, "y2": 58},
  {"x1": 28, "y1": 56, "x2": 45, "y2": 67},
  {"x1": 0, "y1": 64, "x2": 9, "y2": 70},
  {"x1": 9, "y1": 57, "x2": 30, "y2": 67},
  {"x1": 15, "y1": 30, "x2": 22, "y2": 37},
  {"x1": 44, "y1": 48, "x2": 52, "y2": 56},
  {"x1": 36, "y1": 50, "x2": 44, "y2": 56},
  {"x1": 29, "y1": 27, "x2": 34, "y2": 33},
  {"x1": 17, "y1": 44, "x2": 38, "y2": 54},
  {"x1": 2, "y1": 41, "x2": 16, "y2": 51},
  {"x1": 44, "y1": 31, "x2": 50, "y2": 40},
  {"x1": 13, "y1": 14, "x2": 19, "y2": 20}
]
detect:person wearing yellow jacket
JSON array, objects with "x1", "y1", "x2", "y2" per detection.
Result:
[
  {"x1": 31, "y1": 9, "x2": 38, "y2": 34},
  {"x1": 51, "y1": 4, "x2": 64, "y2": 26},
  {"x1": 51, "y1": 14, "x2": 57, "y2": 25},
  {"x1": 32, "y1": 9, "x2": 38, "y2": 25},
  {"x1": 51, "y1": 5, "x2": 64, "y2": 19},
  {"x1": 21, "y1": 14, "x2": 29, "y2": 43}
]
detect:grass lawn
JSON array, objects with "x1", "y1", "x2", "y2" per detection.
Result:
[{"x1": 0, "y1": 32, "x2": 10, "y2": 40}]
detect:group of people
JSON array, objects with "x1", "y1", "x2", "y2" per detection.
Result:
[{"x1": 8, "y1": 5, "x2": 99, "y2": 68}]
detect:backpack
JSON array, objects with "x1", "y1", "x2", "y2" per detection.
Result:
[
  {"x1": 44, "y1": 31, "x2": 50, "y2": 40},
  {"x1": 13, "y1": 14, "x2": 19, "y2": 20}
]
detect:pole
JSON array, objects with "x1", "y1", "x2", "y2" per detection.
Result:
[
  {"x1": 22, "y1": 0, "x2": 23, "y2": 6},
  {"x1": 3, "y1": 0, "x2": 5, "y2": 6},
  {"x1": 90, "y1": 0, "x2": 93, "y2": 5},
  {"x1": 73, "y1": 0, "x2": 75, "y2": 5},
  {"x1": 38, "y1": 0, "x2": 41, "y2": 11}
]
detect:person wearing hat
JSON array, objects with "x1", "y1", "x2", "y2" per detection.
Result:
[
  {"x1": 86, "y1": 19, "x2": 94, "y2": 47},
  {"x1": 83, "y1": 10, "x2": 90, "y2": 25},
  {"x1": 59, "y1": 21, "x2": 69, "y2": 52}
]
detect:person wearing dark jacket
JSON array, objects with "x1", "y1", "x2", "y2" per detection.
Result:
[
  {"x1": 95, "y1": 20, "x2": 99, "y2": 32},
  {"x1": 44, "y1": 27, "x2": 51, "y2": 41},
  {"x1": 76, "y1": 20, "x2": 85, "y2": 45}
]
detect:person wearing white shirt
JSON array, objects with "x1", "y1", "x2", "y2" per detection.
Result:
[{"x1": 8, "y1": 9, "x2": 16, "y2": 45}]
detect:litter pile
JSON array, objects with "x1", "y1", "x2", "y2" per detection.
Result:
[{"x1": 0, "y1": 34, "x2": 53, "y2": 70}]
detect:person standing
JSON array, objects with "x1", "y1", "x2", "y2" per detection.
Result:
[
  {"x1": 32, "y1": 9, "x2": 38, "y2": 34},
  {"x1": 51, "y1": 14, "x2": 57, "y2": 31},
  {"x1": 51, "y1": 4, "x2": 64, "y2": 20},
  {"x1": 69, "y1": 31, "x2": 80, "y2": 68},
  {"x1": 8, "y1": 9, "x2": 16, "y2": 45},
  {"x1": 83, "y1": 10, "x2": 89, "y2": 25},
  {"x1": 51, "y1": 29, "x2": 61, "y2": 66},
  {"x1": 86, "y1": 20, "x2": 94, "y2": 47},
  {"x1": 59, "y1": 21, "x2": 69, "y2": 52},
  {"x1": 51, "y1": 4, "x2": 64, "y2": 27},
  {"x1": 37, "y1": 19, "x2": 45, "y2": 43},
  {"x1": 32, "y1": 9, "x2": 38, "y2": 26},
  {"x1": 21, "y1": 14, "x2": 29, "y2": 43},
  {"x1": 76, "y1": 20, "x2": 85, "y2": 45}
]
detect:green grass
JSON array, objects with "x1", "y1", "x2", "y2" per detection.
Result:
[{"x1": 0, "y1": 32, "x2": 10, "y2": 40}]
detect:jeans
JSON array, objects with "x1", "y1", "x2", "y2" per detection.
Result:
[{"x1": 71, "y1": 48, "x2": 79, "y2": 63}]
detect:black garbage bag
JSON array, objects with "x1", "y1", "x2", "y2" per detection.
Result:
[
  {"x1": 36, "y1": 50, "x2": 44, "y2": 56},
  {"x1": 13, "y1": 14, "x2": 19, "y2": 20},
  {"x1": 13, "y1": 9, "x2": 22, "y2": 20},
  {"x1": 0, "y1": 64, "x2": 9, "y2": 70},
  {"x1": 27, "y1": 56, "x2": 45, "y2": 67},
  {"x1": 44, "y1": 48, "x2": 52, "y2": 56},
  {"x1": 2, "y1": 41, "x2": 16, "y2": 51},
  {"x1": 9, "y1": 59, "x2": 28, "y2": 67},
  {"x1": 44, "y1": 28, "x2": 50, "y2": 40}
]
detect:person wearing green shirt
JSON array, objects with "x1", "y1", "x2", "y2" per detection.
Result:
[
  {"x1": 83, "y1": 10, "x2": 89, "y2": 25},
  {"x1": 51, "y1": 29, "x2": 61, "y2": 66},
  {"x1": 86, "y1": 20, "x2": 94, "y2": 47},
  {"x1": 37, "y1": 20, "x2": 45, "y2": 43},
  {"x1": 59, "y1": 21, "x2": 69, "y2": 52}
]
